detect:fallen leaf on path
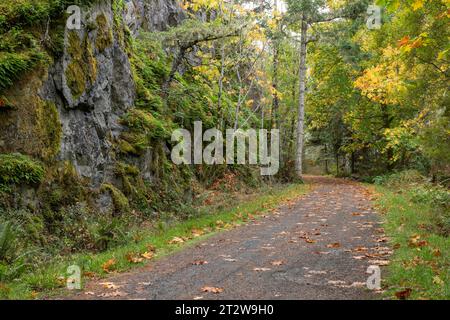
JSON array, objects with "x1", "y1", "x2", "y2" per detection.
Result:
[
  {"x1": 169, "y1": 237, "x2": 185, "y2": 245},
  {"x1": 126, "y1": 253, "x2": 144, "y2": 264},
  {"x1": 271, "y1": 260, "x2": 285, "y2": 266},
  {"x1": 408, "y1": 235, "x2": 428, "y2": 248},
  {"x1": 353, "y1": 256, "x2": 365, "y2": 260},
  {"x1": 395, "y1": 288, "x2": 412, "y2": 300},
  {"x1": 305, "y1": 238, "x2": 316, "y2": 244},
  {"x1": 328, "y1": 280, "x2": 346, "y2": 285},
  {"x1": 141, "y1": 251, "x2": 154, "y2": 260},
  {"x1": 191, "y1": 228, "x2": 204, "y2": 237},
  {"x1": 201, "y1": 286, "x2": 224, "y2": 294},
  {"x1": 369, "y1": 259, "x2": 390, "y2": 266},
  {"x1": 308, "y1": 270, "x2": 327, "y2": 275},
  {"x1": 99, "y1": 282, "x2": 121, "y2": 290},
  {"x1": 85, "y1": 291, "x2": 95, "y2": 296},
  {"x1": 102, "y1": 259, "x2": 116, "y2": 273},
  {"x1": 327, "y1": 242, "x2": 341, "y2": 248},
  {"x1": 432, "y1": 249, "x2": 441, "y2": 257},
  {"x1": 83, "y1": 272, "x2": 96, "y2": 278},
  {"x1": 223, "y1": 258, "x2": 237, "y2": 262},
  {"x1": 192, "y1": 260, "x2": 208, "y2": 265},
  {"x1": 253, "y1": 267, "x2": 271, "y2": 272},
  {"x1": 99, "y1": 290, "x2": 127, "y2": 298}
]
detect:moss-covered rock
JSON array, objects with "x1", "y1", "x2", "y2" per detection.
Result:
[
  {"x1": 95, "y1": 13, "x2": 113, "y2": 52},
  {"x1": 100, "y1": 183, "x2": 130, "y2": 214},
  {"x1": 65, "y1": 31, "x2": 98, "y2": 99},
  {"x1": 37, "y1": 101, "x2": 62, "y2": 161}
]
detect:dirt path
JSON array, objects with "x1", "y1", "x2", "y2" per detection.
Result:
[{"x1": 69, "y1": 176, "x2": 388, "y2": 300}]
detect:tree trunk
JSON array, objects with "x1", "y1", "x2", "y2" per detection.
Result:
[{"x1": 295, "y1": 16, "x2": 308, "y2": 177}]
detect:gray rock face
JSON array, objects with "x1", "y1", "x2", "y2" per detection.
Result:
[
  {"x1": 141, "y1": 0, "x2": 185, "y2": 31},
  {"x1": 40, "y1": 0, "x2": 183, "y2": 187}
]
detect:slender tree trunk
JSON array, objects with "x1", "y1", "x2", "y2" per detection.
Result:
[
  {"x1": 218, "y1": 0, "x2": 226, "y2": 129},
  {"x1": 296, "y1": 16, "x2": 308, "y2": 177}
]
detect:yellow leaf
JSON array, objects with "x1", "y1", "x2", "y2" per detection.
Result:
[{"x1": 412, "y1": 0, "x2": 424, "y2": 11}]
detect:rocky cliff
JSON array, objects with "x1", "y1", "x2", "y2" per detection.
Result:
[{"x1": 0, "y1": 0, "x2": 185, "y2": 211}]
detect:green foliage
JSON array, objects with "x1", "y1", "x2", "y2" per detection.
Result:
[
  {"x1": 376, "y1": 185, "x2": 449, "y2": 299},
  {"x1": 0, "y1": 153, "x2": 44, "y2": 188},
  {"x1": 374, "y1": 170, "x2": 426, "y2": 188},
  {"x1": 95, "y1": 13, "x2": 113, "y2": 52},
  {"x1": 101, "y1": 184, "x2": 130, "y2": 214},
  {"x1": 0, "y1": 50, "x2": 44, "y2": 91},
  {"x1": 0, "y1": 221, "x2": 13, "y2": 261},
  {"x1": 65, "y1": 31, "x2": 97, "y2": 99}
]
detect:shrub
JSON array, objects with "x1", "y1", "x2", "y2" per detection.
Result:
[
  {"x1": 410, "y1": 185, "x2": 450, "y2": 236},
  {"x1": 373, "y1": 170, "x2": 426, "y2": 189},
  {"x1": 0, "y1": 221, "x2": 13, "y2": 261},
  {"x1": 0, "y1": 153, "x2": 44, "y2": 188}
]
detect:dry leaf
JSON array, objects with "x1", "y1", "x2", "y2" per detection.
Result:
[
  {"x1": 395, "y1": 288, "x2": 412, "y2": 300},
  {"x1": 433, "y1": 276, "x2": 444, "y2": 286},
  {"x1": 432, "y1": 249, "x2": 441, "y2": 257},
  {"x1": 83, "y1": 272, "x2": 96, "y2": 278},
  {"x1": 169, "y1": 237, "x2": 185, "y2": 245},
  {"x1": 191, "y1": 228, "x2": 204, "y2": 237},
  {"x1": 253, "y1": 267, "x2": 271, "y2": 272},
  {"x1": 192, "y1": 260, "x2": 208, "y2": 265},
  {"x1": 369, "y1": 260, "x2": 390, "y2": 266},
  {"x1": 99, "y1": 290, "x2": 127, "y2": 298},
  {"x1": 102, "y1": 259, "x2": 116, "y2": 273},
  {"x1": 141, "y1": 251, "x2": 154, "y2": 260},
  {"x1": 327, "y1": 242, "x2": 341, "y2": 248},
  {"x1": 126, "y1": 253, "x2": 144, "y2": 264},
  {"x1": 99, "y1": 282, "x2": 121, "y2": 290},
  {"x1": 271, "y1": 260, "x2": 285, "y2": 266},
  {"x1": 201, "y1": 286, "x2": 224, "y2": 294}
]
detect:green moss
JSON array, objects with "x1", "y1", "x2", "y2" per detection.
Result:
[
  {"x1": 101, "y1": 183, "x2": 130, "y2": 214},
  {"x1": 65, "y1": 31, "x2": 97, "y2": 99},
  {"x1": 95, "y1": 13, "x2": 113, "y2": 52},
  {"x1": 0, "y1": 50, "x2": 45, "y2": 92},
  {"x1": 117, "y1": 139, "x2": 138, "y2": 155},
  {"x1": 0, "y1": 153, "x2": 44, "y2": 188},
  {"x1": 37, "y1": 101, "x2": 61, "y2": 161},
  {"x1": 121, "y1": 109, "x2": 172, "y2": 139},
  {"x1": 65, "y1": 60, "x2": 86, "y2": 99},
  {"x1": 112, "y1": 0, "x2": 126, "y2": 48},
  {"x1": 85, "y1": 38, "x2": 97, "y2": 84}
]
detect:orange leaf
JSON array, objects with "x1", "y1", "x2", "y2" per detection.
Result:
[
  {"x1": 201, "y1": 286, "x2": 224, "y2": 294},
  {"x1": 102, "y1": 259, "x2": 116, "y2": 273},
  {"x1": 398, "y1": 36, "x2": 410, "y2": 47}
]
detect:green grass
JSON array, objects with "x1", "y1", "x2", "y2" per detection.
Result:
[
  {"x1": 375, "y1": 186, "x2": 449, "y2": 300},
  {"x1": 1, "y1": 183, "x2": 309, "y2": 299}
]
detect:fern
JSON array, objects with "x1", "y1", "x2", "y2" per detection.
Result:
[{"x1": 0, "y1": 221, "x2": 13, "y2": 261}]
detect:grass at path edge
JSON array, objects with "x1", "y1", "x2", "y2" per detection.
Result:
[{"x1": 3, "y1": 183, "x2": 309, "y2": 299}]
